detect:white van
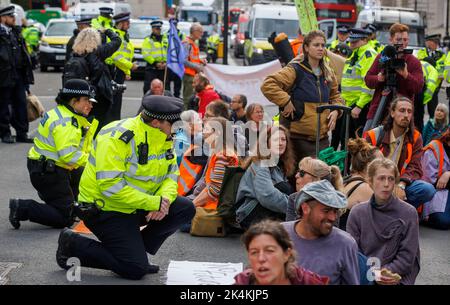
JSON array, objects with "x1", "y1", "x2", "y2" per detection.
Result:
[
  {"x1": 68, "y1": 0, "x2": 131, "y2": 18},
  {"x1": 356, "y1": 7, "x2": 425, "y2": 50}
]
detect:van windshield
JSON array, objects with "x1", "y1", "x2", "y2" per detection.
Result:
[
  {"x1": 129, "y1": 23, "x2": 151, "y2": 39},
  {"x1": 45, "y1": 22, "x2": 76, "y2": 36},
  {"x1": 181, "y1": 10, "x2": 211, "y2": 25},
  {"x1": 254, "y1": 18, "x2": 298, "y2": 39},
  {"x1": 377, "y1": 27, "x2": 423, "y2": 47}
]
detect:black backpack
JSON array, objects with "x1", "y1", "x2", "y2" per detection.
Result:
[{"x1": 62, "y1": 55, "x2": 90, "y2": 85}]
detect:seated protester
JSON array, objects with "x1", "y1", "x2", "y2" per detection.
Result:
[
  {"x1": 339, "y1": 138, "x2": 383, "y2": 230},
  {"x1": 234, "y1": 219, "x2": 329, "y2": 285},
  {"x1": 230, "y1": 94, "x2": 248, "y2": 124},
  {"x1": 235, "y1": 125, "x2": 296, "y2": 230},
  {"x1": 420, "y1": 129, "x2": 450, "y2": 230},
  {"x1": 9, "y1": 80, "x2": 98, "y2": 229},
  {"x1": 192, "y1": 117, "x2": 239, "y2": 209},
  {"x1": 422, "y1": 103, "x2": 449, "y2": 146},
  {"x1": 136, "y1": 79, "x2": 173, "y2": 115},
  {"x1": 283, "y1": 180, "x2": 360, "y2": 285},
  {"x1": 286, "y1": 157, "x2": 343, "y2": 221},
  {"x1": 347, "y1": 158, "x2": 421, "y2": 285},
  {"x1": 174, "y1": 110, "x2": 202, "y2": 166},
  {"x1": 365, "y1": 96, "x2": 435, "y2": 209},
  {"x1": 191, "y1": 72, "x2": 220, "y2": 118}
]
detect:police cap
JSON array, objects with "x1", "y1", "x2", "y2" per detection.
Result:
[
  {"x1": 60, "y1": 79, "x2": 97, "y2": 103},
  {"x1": 75, "y1": 16, "x2": 92, "y2": 25},
  {"x1": 141, "y1": 95, "x2": 183, "y2": 123},
  {"x1": 425, "y1": 34, "x2": 441, "y2": 44},
  {"x1": 364, "y1": 23, "x2": 378, "y2": 34},
  {"x1": 336, "y1": 42, "x2": 352, "y2": 57},
  {"x1": 0, "y1": 5, "x2": 16, "y2": 17},
  {"x1": 348, "y1": 28, "x2": 370, "y2": 42},
  {"x1": 99, "y1": 7, "x2": 113, "y2": 17},
  {"x1": 113, "y1": 12, "x2": 131, "y2": 24},
  {"x1": 337, "y1": 25, "x2": 350, "y2": 34},
  {"x1": 151, "y1": 20, "x2": 163, "y2": 28}
]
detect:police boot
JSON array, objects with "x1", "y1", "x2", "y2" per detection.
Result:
[
  {"x1": 147, "y1": 264, "x2": 160, "y2": 274},
  {"x1": 1, "y1": 134, "x2": 15, "y2": 144},
  {"x1": 9, "y1": 199, "x2": 21, "y2": 229},
  {"x1": 56, "y1": 228, "x2": 75, "y2": 270}
]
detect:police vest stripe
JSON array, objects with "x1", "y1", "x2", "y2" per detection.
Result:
[
  {"x1": 343, "y1": 86, "x2": 374, "y2": 94},
  {"x1": 96, "y1": 170, "x2": 124, "y2": 180},
  {"x1": 68, "y1": 151, "x2": 84, "y2": 165},
  {"x1": 102, "y1": 180, "x2": 127, "y2": 197},
  {"x1": 178, "y1": 175, "x2": 190, "y2": 193},
  {"x1": 88, "y1": 154, "x2": 96, "y2": 166}
]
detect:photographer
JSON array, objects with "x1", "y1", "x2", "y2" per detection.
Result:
[
  {"x1": 364, "y1": 23, "x2": 424, "y2": 130},
  {"x1": 8, "y1": 80, "x2": 98, "y2": 230}
]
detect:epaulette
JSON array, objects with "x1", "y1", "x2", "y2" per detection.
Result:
[
  {"x1": 119, "y1": 129, "x2": 135, "y2": 144},
  {"x1": 71, "y1": 117, "x2": 79, "y2": 128},
  {"x1": 365, "y1": 50, "x2": 373, "y2": 58}
]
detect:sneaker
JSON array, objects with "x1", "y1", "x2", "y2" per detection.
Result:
[
  {"x1": 9, "y1": 199, "x2": 20, "y2": 229},
  {"x1": 147, "y1": 264, "x2": 159, "y2": 274},
  {"x1": 56, "y1": 228, "x2": 75, "y2": 270}
]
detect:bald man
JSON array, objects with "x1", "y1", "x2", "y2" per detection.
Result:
[{"x1": 137, "y1": 79, "x2": 173, "y2": 114}]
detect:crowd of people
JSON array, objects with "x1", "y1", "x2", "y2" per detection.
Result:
[{"x1": 2, "y1": 3, "x2": 450, "y2": 285}]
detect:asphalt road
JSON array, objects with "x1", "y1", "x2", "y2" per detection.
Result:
[{"x1": 0, "y1": 60, "x2": 449, "y2": 285}]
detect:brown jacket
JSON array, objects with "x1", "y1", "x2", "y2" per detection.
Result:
[
  {"x1": 261, "y1": 56, "x2": 343, "y2": 140},
  {"x1": 365, "y1": 128, "x2": 423, "y2": 183}
]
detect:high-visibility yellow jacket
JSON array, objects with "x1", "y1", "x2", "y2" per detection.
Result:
[
  {"x1": 207, "y1": 34, "x2": 220, "y2": 51},
  {"x1": 142, "y1": 33, "x2": 166, "y2": 65},
  {"x1": 368, "y1": 39, "x2": 384, "y2": 53},
  {"x1": 440, "y1": 51, "x2": 450, "y2": 83},
  {"x1": 91, "y1": 16, "x2": 113, "y2": 30},
  {"x1": 78, "y1": 115, "x2": 179, "y2": 214},
  {"x1": 162, "y1": 31, "x2": 186, "y2": 49},
  {"x1": 22, "y1": 26, "x2": 40, "y2": 53},
  {"x1": 420, "y1": 60, "x2": 439, "y2": 105},
  {"x1": 105, "y1": 28, "x2": 134, "y2": 76},
  {"x1": 28, "y1": 105, "x2": 98, "y2": 170},
  {"x1": 417, "y1": 48, "x2": 446, "y2": 79},
  {"x1": 328, "y1": 39, "x2": 349, "y2": 50},
  {"x1": 341, "y1": 43, "x2": 377, "y2": 109}
]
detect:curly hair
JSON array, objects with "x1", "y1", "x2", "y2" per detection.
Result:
[
  {"x1": 72, "y1": 28, "x2": 101, "y2": 55},
  {"x1": 347, "y1": 138, "x2": 380, "y2": 174}
]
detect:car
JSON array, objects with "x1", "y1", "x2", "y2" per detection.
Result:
[
  {"x1": 129, "y1": 19, "x2": 152, "y2": 78},
  {"x1": 229, "y1": 24, "x2": 237, "y2": 48},
  {"x1": 39, "y1": 19, "x2": 76, "y2": 72}
]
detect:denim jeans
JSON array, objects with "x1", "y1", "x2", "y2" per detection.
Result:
[
  {"x1": 405, "y1": 180, "x2": 436, "y2": 208},
  {"x1": 427, "y1": 195, "x2": 450, "y2": 230},
  {"x1": 358, "y1": 252, "x2": 374, "y2": 285}
]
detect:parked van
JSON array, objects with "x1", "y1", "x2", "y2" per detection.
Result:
[
  {"x1": 68, "y1": 0, "x2": 131, "y2": 18},
  {"x1": 356, "y1": 7, "x2": 425, "y2": 51}
]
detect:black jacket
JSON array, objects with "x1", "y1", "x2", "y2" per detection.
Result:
[
  {"x1": 65, "y1": 28, "x2": 79, "y2": 61},
  {"x1": 0, "y1": 25, "x2": 34, "y2": 88}
]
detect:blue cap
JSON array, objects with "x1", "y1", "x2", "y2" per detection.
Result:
[
  {"x1": 141, "y1": 95, "x2": 184, "y2": 123},
  {"x1": 348, "y1": 28, "x2": 370, "y2": 42}
]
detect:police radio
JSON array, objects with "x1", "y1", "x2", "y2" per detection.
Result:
[{"x1": 138, "y1": 132, "x2": 149, "y2": 165}]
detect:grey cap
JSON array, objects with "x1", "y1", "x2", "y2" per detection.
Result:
[{"x1": 295, "y1": 180, "x2": 347, "y2": 212}]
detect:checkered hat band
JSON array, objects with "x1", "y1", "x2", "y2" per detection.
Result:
[
  {"x1": 62, "y1": 88, "x2": 91, "y2": 96},
  {"x1": 143, "y1": 109, "x2": 180, "y2": 121},
  {"x1": 350, "y1": 34, "x2": 367, "y2": 39}
]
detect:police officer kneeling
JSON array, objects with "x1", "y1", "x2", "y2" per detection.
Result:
[
  {"x1": 56, "y1": 95, "x2": 196, "y2": 280},
  {"x1": 9, "y1": 79, "x2": 98, "y2": 229}
]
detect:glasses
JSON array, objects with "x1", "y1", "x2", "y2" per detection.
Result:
[{"x1": 297, "y1": 169, "x2": 318, "y2": 178}]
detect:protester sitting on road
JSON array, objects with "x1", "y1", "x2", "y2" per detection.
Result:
[
  {"x1": 234, "y1": 219, "x2": 329, "y2": 285},
  {"x1": 347, "y1": 158, "x2": 421, "y2": 285},
  {"x1": 205, "y1": 100, "x2": 230, "y2": 119},
  {"x1": 282, "y1": 180, "x2": 360, "y2": 285},
  {"x1": 285, "y1": 157, "x2": 343, "y2": 221},
  {"x1": 244, "y1": 103, "x2": 266, "y2": 153},
  {"x1": 339, "y1": 138, "x2": 383, "y2": 230},
  {"x1": 422, "y1": 103, "x2": 449, "y2": 146},
  {"x1": 137, "y1": 79, "x2": 174, "y2": 114},
  {"x1": 261, "y1": 30, "x2": 344, "y2": 164},
  {"x1": 9, "y1": 80, "x2": 98, "y2": 230},
  {"x1": 365, "y1": 96, "x2": 435, "y2": 210},
  {"x1": 235, "y1": 125, "x2": 296, "y2": 230},
  {"x1": 174, "y1": 110, "x2": 202, "y2": 166},
  {"x1": 189, "y1": 72, "x2": 220, "y2": 118},
  {"x1": 420, "y1": 129, "x2": 450, "y2": 230},
  {"x1": 230, "y1": 94, "x2": 248, "y2": 124}
]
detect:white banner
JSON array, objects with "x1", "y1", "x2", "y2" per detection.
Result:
[{"x1": 204, "y1": 60, "x2": 282, "y2": 106}]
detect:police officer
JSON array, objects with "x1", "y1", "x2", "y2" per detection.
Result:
[
  {"x1": 106, "y1": 12, "x2": 137, "y2": 122},
  {"x1": 163, "y1": 18, "x2": 185, "y2": 98},
  {"x1": 418, "y1": 34, "x2": 446, "y2": 117},
  {"x1": 91, "y1": 7, "x2": 114, "y2": 31},
  {"x1": 415, "y1": 59, "x2": 439, "y2": 131},
  {"x1": 142, "y1": 20, "x2": 166, "y2": 95},
  {"x1": 55, "y1": 95, "x2": 195, "y2": 280},
  {"x1": 0, "y1": 5, "x2": 34, "y2": 144},
  {"x1": 22, "y1": 20, "x2": 41, "y2": 68},
  {"x1": 328, "y1": 25, "x2": 350, "y2": 50},
  {"x1": 333, "y1": 28, "x2": 377, "y2": 149},
  {"x1": 364, "y1": 23, "x2": 384, "y2": 53},
  {"x1": 8, "y1": 79, "x2": 98, "y2": 230},
  {"x1": 206, "y1": 30, "x2": 220, "y2": 63},
  {"x1": 66, "y1": 16, "x2": 92, "y2": 61}
]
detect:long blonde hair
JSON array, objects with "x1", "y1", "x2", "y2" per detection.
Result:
[
  {"x1": 300, "y1": 30, "x2": 335, "y2": 83},
  {"x1": 72, "y1": 28, "x2": 101, "y2": 55}
]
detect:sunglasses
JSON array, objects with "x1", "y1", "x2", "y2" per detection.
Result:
[{"x1": 297, "y1": 169, "x2": 318, "y2": 178}]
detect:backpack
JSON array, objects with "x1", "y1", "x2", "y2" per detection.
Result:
[
  {"x1": 62, "y1": 55, "x2": 90, "y2": 85},
  {"x1": 217, "y1": 166, "x2": 246, "y2": 228}
]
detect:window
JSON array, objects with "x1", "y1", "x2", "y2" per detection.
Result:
[
  {"x1": 45, "y1": 21, "x2": 76, "y2": 36},
  {"x1": 129, "y1": 23, "x2": 151, "y2": 40},
  {"x1": 253, "y1": 18, "x2": 298, "y2": 40},
  {"x1": 181, "y1": 10, "x2": 211, "y2": 25}
]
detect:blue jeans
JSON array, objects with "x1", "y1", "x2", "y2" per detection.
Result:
[
  {"x1": 427, "y1": 195, "x2": 450, "y2": 230},
  {"x1": 358, "y1": 252, "x2": 374, "y2": 285},
  {"x1": 405, "y1": 180, "x2": 436, "y2": 208}
]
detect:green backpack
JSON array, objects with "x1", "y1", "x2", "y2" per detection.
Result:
[{"x1": 217, "y1": 166, "x2": 246, "y2": 228}]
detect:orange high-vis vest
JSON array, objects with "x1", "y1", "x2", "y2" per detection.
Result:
[
  {"x1": 184, "y1": 36, "x2": 201, "y2": 77},
  {"x1": 177, "y1": 145, "x2": 204, "y2": 196},
  {"x1": 366, "y1": 126, "x2": 421, "y2": 175},
  {"x1": 290, "y1": 37, "x2": 303, "y2": 56},
  {"x1": 203, "y1": 153, "x2": 238, "y2": 210},
  {"x1": 424, "y1": 139, "x2": 445, "y2": 178}
]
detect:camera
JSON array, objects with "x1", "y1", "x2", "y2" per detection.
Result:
[
  {"x1": 379, "y1": 44, "x2": 413, "y2": 88},
  {"x1": 111, "y1": 80, "x2": 127, "y2": 94}
]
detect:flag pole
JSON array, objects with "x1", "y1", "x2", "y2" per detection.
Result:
[{"x1": 163, "y1": 64, "x2": 168, "y2": 90}]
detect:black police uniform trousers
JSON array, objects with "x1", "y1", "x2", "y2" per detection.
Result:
[
  {"x1": 15, "y1": 158, "x2": 82, "y2": 228},
  {"x1": 166, "y1": 69, "x2": 182, "y2": 98},
  {"x1": 414, "y1": 86, "x2": 426, "y2": 132},
  {"x1": 109, "y1": 69, "x2": 126, "y2": 122},
  {"x1": 143, "y1": 65, "x2": 165, "y2": 95},
  {"x1": 69, "y1": 196, "x2": 195, "y2": 280},
  {"x1": 0, "y1": 76, "x2": 29, "y2": 139}
]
